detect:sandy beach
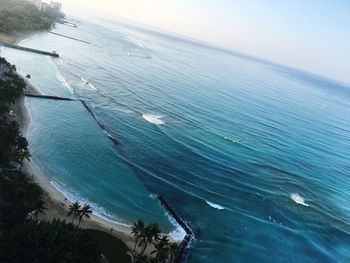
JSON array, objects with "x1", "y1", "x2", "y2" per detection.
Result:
[
  {"x1": 1, "y1": 32, "x2": 136, "y2": 250},
  {"x1": 3, "y1": 30, "x2": 178, "y2": 256},
  {"x1": 11, "y1": 80, "x2": 171, "y2": 255},
  {"x1": 12, "y1": 88, "x2": 137, "y2": 251},
  {"x1": 0, "y1": 31, "x2": 37, "y2": 45}
]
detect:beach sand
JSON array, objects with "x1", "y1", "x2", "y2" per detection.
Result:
[
  {"x1": 12, "y1": 81, "x2": 170, "y2": 255},
  {"x1": 12, "y1": 88, "x2": 136, "y2": 251},
  {"x1": 0, "y1": 31, "x2": 37, "y2": 45},
  {"x1": 4, "y1": 30, "x2": 177, "y2": 253}
]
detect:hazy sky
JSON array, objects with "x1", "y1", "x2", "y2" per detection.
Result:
[{"x1": 59, "y1": 0, "x2": 350, "y2": 84}]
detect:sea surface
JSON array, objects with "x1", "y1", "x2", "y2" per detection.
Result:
[{"x1": 2, "y1": 15, "x2": 350, "y2": 262}]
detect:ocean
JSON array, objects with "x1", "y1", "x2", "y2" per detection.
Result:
[{"x1": 2, "y1": 15, "x2": 350, "y2": 262}]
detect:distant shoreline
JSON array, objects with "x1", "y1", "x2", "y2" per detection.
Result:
[
  {"x1": 2, "y1": 30, "x2": 137, "y2": 252},
  {"x1": 0, "y1": 31, "x2": 36, "y2": 45},
  {"x1": 5, "y1": 31, "x2": 178, "y2": 255}
]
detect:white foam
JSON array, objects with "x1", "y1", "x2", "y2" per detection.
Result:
[
  {"x1": 80, "y1": 77, "x2": 97, "y2": 91},
  {"x1": 88, "y1": 82, "x2": 97, "y2": 91},
  {"x1": 291, "y1": 193, "x2": 309, "y2": 207},
  {"x1": 169, "y1": 225, "x2": 187, "y2": 242},
  {"x1": 56, "y1": 71, "x2": 74, "y2": 94},
  {"x1": 49, "y1": 180, "x2": 131, "y2": 227},
  {"x1": 142, "y1": 114, "x2": 164, "y2": 125},
  {"x1": 162, "y1": 209, "x2": 187, "y2": 242},
  {"x1": 206, "y1": 200, "x2": 225, "y2": 210},
  {"x1": 224, "y1": 136, "x2": 238, "y2": 143},
  {"x1": 153, "y1": 194, "x2": 187, "y2": 242}
]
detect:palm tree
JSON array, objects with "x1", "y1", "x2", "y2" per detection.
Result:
[
  {"x1": 139, "y1": 223, "x2": 161, "y2": 256},
  {"x1": 33, "y1": 203, "x2": 46, "y2": 222},
  {"x1": 77, "y1": 204, "x2": 92, "y2": 227},
  {"x1": 131, "y1": 220, "x2": 145, "y2": 252},
  {"x1": 168, "y1": 242, "x2": 179, "y2": 262},
  {"x1": 151, "y1": 235, "x2": 169, "y2": 263},
  {"x1": 67, "y1": 202, "x2": 81, "y2": 224}
]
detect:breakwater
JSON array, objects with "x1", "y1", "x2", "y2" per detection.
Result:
[
  {"x1": 49, "y1": 31, "x2": 91, "y2": 44},
  {"x1": 80, "y1": 100, "x2": 120, "y2": 145},
  {"x1": 0, "y1": 42, "x2": 59, "y2": 57},
  {"x1": 157, "y1": 196, "x2": 193, "y2": 263},
  {"x1": 57, "y1": 20, "x2": 77, "y2": 28},
  {"x1": 24, "y1": 94, "x2": 75, "y2": 101}
]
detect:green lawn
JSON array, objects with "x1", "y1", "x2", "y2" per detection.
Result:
[{"x1": 86, "y1": 229, "x2": 132, "y2": 263}]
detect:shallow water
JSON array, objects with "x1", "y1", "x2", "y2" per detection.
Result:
[{"x1": 2, "y1": 15, "x2": 350, "y2": 262}]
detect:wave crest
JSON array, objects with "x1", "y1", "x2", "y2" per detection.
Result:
[
  {"x1": 291, "y1": 193, "x2": 309, "y2": 207},
  {"x1": 206, "y1": 200, "x2": 225, "y2": 210},
  {"x1": 142, "y1": 114, "x2": 164, "y2": 125}
]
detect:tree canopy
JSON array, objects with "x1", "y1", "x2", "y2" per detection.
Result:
[
  {"x1": 0, "y1": 0, "x2": 59, "y2": 33},
  {"x1": 0, "y1": 56, "x2": 29, "y2": 168},
  {"x1": 0, "y1": 219, "x2": 101, "y2": 263}
]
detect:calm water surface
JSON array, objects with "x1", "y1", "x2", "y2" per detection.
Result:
[{"x1": 2, "y1": 15, "x2": 350, "y2": 262}]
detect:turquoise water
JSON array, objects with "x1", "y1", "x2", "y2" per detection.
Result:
[{"x1": 2, "y1": 16, "x2": 350, "y2": 262}]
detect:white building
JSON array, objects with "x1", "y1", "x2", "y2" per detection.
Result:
[
  {"x1": 25, "y1": 0, "x2": 42, "y2": 8},
  {"x1": 50, "y1": 1, "x2": 62, "y2": 13},
  {"x1": 25, "y1": 0, "x2": 63, "y2": 15},
  {"x1": 39, "y1": 2, "x2": 49, "y2": 12}
]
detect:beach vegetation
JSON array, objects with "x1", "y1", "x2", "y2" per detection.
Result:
[
  {"x1": 77, "y1": 203, "x2": 93, "y2": 227},
  {"x1": 67, "y1": 201, "x2": 93, "y2": 227},
  {"x1": 0, "y1": 170, "x2": 44, "y2": 227},
  {"x1": 86, "y1": 229, "x2": 132, "y2": 263},
  {"x1": 0, "y1": 24, "x2": 133, "y2": 263},
  {"x1": 67, "y1": 201, "x2": 81, "y2": 224},
  {"x1": 0, "y1": 219, "x2": 101, "y2": 263},
  {"x1": 0, "y1": 56, "x2": 29, "y2": 168},
  {"x1": 131, "y1": 220, "x2": 180, "y2": 263},
  {"x1": 0, "y1": 0, "x2": 61, "y2": 33},
  {"x1": 132, "y1": 219, "x2": 146, "y2": 252}
]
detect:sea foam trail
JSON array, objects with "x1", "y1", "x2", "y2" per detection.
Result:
[
  {"x1": 142, "y1": 114, "x2": 165, "y2": 125},
  {"x1": 206, "y1": 200, "x2": 225, "y2": 210},
  {"x1": 223, "y1": 136, "x2": 238, "y2": 144},
  {"x1": 88, "y1": 82, "x2": 97, "y2": 91},
  {"x1": 80, "y1": 76, "x2": 97, "y2": 91},
  {"x1": 56, "y1": 70, "x2": 74, "y2": 94},
  {"x1": 291, "y1": 193, "x2": 309, "y2": 207}
]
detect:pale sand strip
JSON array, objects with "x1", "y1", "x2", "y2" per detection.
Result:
[
  {"x1": 4, "y1": 31, "x2": 175, "y2": 252},
  {"x1": 15, "y1": 87, "x2": 137, "y2": 251},
  {"x1": 14, "y1": 81, "x2": 168, "y2": 254}
]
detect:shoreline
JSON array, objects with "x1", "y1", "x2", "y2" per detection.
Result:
[
  {"x1": 17, "y1": 92, "x2": 138, "y2": 252},
  {"x1": 0, "y1": 30, "x2": 39, "y2": 45},
  {"x1": 6, "y1": 29, "x2": 182, "y2": 256},
  {"x1": 19, "y1": 95, "x2": 179, "y2": 252},
  {"x1": 1, "y1": 28, "x2": 139, "y2": 249}
]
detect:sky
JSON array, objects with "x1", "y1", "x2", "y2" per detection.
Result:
[{"x1": 59, "y1": 0, "x2": 350, "y2": 84}]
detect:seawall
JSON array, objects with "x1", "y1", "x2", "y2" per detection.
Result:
[
  {"x1": 0, "y1": 41, "x2": 59, "y2": 57},
  {"x1": 157, "y1": 196, "x2": 193, "y2": 263}
]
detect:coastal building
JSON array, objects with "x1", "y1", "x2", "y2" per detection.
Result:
[
  {"x1": 50, "y1": 1, "x2": 62, "y2": 13},
  {"x1": 39, "y1": 2, "x2": 49, "y2": 12},
  {"x1": 25, "y1": 0, "x2": 63, "y2": 15},
  {"x1": 25, "y1": 0, "x2": 42, "y2": 8}
]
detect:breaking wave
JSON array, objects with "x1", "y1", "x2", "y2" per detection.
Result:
[
  {"x1": 206, "y1": 200, "x2": 225, "y2": 210},
  {"x1": 291, "y1": 193, "x2": 309, "y2": 207},
  {"x1": 142, "y1": 114, "x2": 165, "y2": 125}
]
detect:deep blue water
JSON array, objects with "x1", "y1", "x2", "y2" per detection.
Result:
[{"x1": 2, "y1": 15, "x2": 350, "y2": 262}]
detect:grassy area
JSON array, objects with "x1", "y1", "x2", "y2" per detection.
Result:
[{"x1": 86, "y1": 229, "x2": 132, "y2": 263}]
